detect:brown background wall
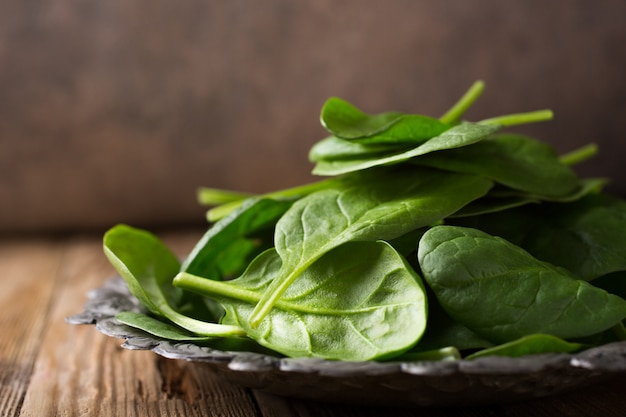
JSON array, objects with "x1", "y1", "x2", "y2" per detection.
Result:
[{"x1": 1, "y1": 0, "x2": 625, "y2": 234}]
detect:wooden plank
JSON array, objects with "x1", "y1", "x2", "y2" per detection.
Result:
[
  {"x1": 18, "y1": 231, "x2": 260, "y2": 417},
  {"x1": 6, "y1": 231, "x2": 626, "y2": 416},
  {"x1": 0, "y1": 238, "x2": 63, "y2": 417}
]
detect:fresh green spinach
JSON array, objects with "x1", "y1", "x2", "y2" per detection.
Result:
[
  {"x1": 413, "y1": 133, "x2": 581, "y2": 198},
  {"x1": 104, "y1": 225, "x2": 245, "y2": 337},
  {"x1": 249, "y1": 167, "x2": 492, "y2": 326},
  {"x1": 465, "y1": 334, "x2": 584, "y2": 359},
  {"x1": 181, "y1": 198, "x2": 292, "y2": 279},
  {"x1": 311, "y1": 122, "x2": 501, "y2": 176},
  {"x1": 320, "y1": 97, "x2": 451, "y2": 145},
  {"x1": 418, "y1": 225, "x2": 626, "y2": 343},
  {"x1": 98, "y1": 81, "x2": 626, "y2": 363},
  {"x1": 453, "y1": 193, "x2": 626, "y2": 281},
  {"x1": 175, "y1": 241, "x2": 428, "y2": 361}
]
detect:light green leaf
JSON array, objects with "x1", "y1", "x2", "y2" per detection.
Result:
[
  {"x1": 250, "y1": 167, "x2": 493, "y2": 325},
  {"x1": 103, "y1": 225, "x2": 245, "y2": 337},
  {"x1": 320, "y1": 97, "x2": 450, "y2": 144},
  {"x1": 175, "y1": 241, "x2": 428, "y2": 361}
]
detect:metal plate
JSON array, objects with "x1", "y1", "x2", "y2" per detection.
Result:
[{"x1": 67, "y1": 277, "x2": 626, "y2": 407}]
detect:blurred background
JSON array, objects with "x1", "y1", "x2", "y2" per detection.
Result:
[{"x1": 1, "y1": 0, "x2": 625, "y2": 235}]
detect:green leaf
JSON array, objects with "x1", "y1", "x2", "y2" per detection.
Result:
[
  {"x1": 449, "y1": 194, "x2": 539, "y2": 218},
  {"x1": 181, "y1": 198, "x2": 292, "y2": 279},
  {"x1": 103, "y1": 224, "x2": 245, "y2": 337},
  {"x1": 174, "y1": 241, "x2": 428, "y2": 361},
  {"x1": 453, "y1": 193, "x2": 626, "y2": 281},
  {"x1": 115, "y1": 311, "x2": 277, "y2": 353},
  {"x1": 320, "y1": 97, "x2": 450, "y2": 145},
  {"x1": 116, "y1": 312, "x2": 213, "y2": 341},
  {"x1": 205, "y1": 178, "x2": 342, "y2": 222},
  {"x1": 309, "y1": 135, "x2": 411, "y2": 162},
  {"x1": 465, "y1": 334, "x2": 584, "y2": 359},
  {"x1": 394, "y1": 346, "x2": 461, "y2": 362},
  {"x1": 312, "y1": 122, "x2": 500, "y2": 176},
  {"x1": 414, "y1": 292, "x2": 494, "y2": 352},
  {"x1": 249, "y1": 167, "x2": 492, "y2": 326},
  {"x1": 413, "y1": 133, "x2": 581, "y2": 198},
  {"x1": 418, "y1": 225, "x2": 626, "y2": 343}
]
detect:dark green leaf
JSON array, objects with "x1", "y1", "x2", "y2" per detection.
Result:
[
  {"x1": 465, "y1": 334, "x2": 584, "y2": 359},
  {"x1": 413, "y1": 133, "x2": 581, "y2": 198},
  {"x1": 453, "y1": 193, "x2": 626, "y2": 281},
  {"x1": 418, "y1": 225, "x2": 626, "y2": 343},
  {"x1": 309, "y1": 135, "x2": 411, "y2": 162},
  {"x1": 181, "y1": 198, "x2": 292, "y2": 279},
  {"x1": 394, "y1": 346, "x2": 461, "y2": 362},
  {"x1": 312, "y1": 122, "x2": 500, "y2": 176}
]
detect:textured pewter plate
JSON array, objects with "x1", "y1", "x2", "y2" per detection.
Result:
[{"x1": 67, "y1": 277, "x2": 626, "y2": 407}]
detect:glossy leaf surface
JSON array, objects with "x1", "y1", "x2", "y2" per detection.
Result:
[
  {"x1": 418, "y1": 225, "x2": 626, "y2": 343},
  {"x1": 175, "y1": 241, "x2": 428, "y2": 361}
]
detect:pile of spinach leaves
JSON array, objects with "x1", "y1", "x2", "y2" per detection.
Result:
[{"x1": 104, "y1": 81, "x2": 626, "y2": 362}]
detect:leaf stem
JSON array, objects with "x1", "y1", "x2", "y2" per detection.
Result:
[
  {"x1": 174, "y1": 272, "x2": 261, "y2": 304},
  {"x1": 559, "y1": 143, "x2": 598, "y2": 166},
  {"x1": 248, "y1": 255, "x2": 323, "y2": 327},
  {"x1": 160, "y1": 303, "x2": 246, "y2": 337},
  {"x1": 197, "y1": 188, "x2": 254, "y2": 206},
  {"x1": 439, "y1": 80, "x2": 485, "y2": 125},
  {"x1": 479, "y1": 109, "x2": 554, "y2": 127},
  {"x1": 206, "y1": 177, "x2": 342, "y2": 222}
]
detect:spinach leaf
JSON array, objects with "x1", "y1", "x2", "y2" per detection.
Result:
[
  {"x1": 414, "y1": 289, "x2": 494, "y2": 352},
  {"x1": 320, "y1": 97, "x2": 451, "y2": 145},
  {"x1": 309, "y1": 135, "x2": 412, "y2": 162},
  {"x1": 174, "y1": 241, "x2": 428, "y2": 361},
  {"x1": 465, "y1": 334, "x2": 584, "y2": 360},
  {"x1": 449, "y1": 194, "x2": 539, "y2": 219},
  {"x1": 453, "y1": 193, "x2": 626, "y2": 281},
  {"x1": 394, "y1": 346, "x2": 461, "y2": 362},
  {"x1": 115, "y1": 311, "x2": 213, "y2": 342},
  {"x1": 449, "y1": 177, "x2": 606, "y2": 219},
  {"x1": 104, "y1": 224, "x2": 245, "y2": 337},
  {"x1": 203, "y1": 177, "x2": 342, "y2": 222},
  {"x1": 319, "y1": 80, "x2": 486, "y2": 144},
  {"x1": 413, "y1": 133, "x2": 581, "y2": 198},
  {"x1": 311, "y1": 122, "x2": 500, "y2": 176},
  {"x1": 249, "y1": 167, "x2": 493, "y2": 326},
  {"x1": 181, "y1": 198, "x2": 292, "y2": 279},
  {"x1": 115, "y1": 311, "x2": 277, "y2": 353},
  {"x1": 418, "y1": 225, "x2": 626, "y2": 343},
  {"x1": 310, "y1": 81, "x2": 487, "y2": 163}
]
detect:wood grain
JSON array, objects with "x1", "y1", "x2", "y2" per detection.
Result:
[
  {"x1": 16, "y1": 232, "x2": 257, "y2": 417},
  {"x1": 0, "y1": 238, "x2": 62, "y2": 417},
  {"x1": 1, "y1": 232, "x2": 625, "y2": 417}
]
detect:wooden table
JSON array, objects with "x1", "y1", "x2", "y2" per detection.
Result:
[{"x1": 2, "y1": 230, "x2": 626, "y2": 417}]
